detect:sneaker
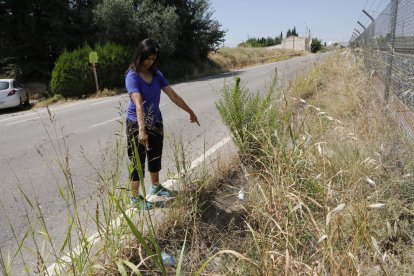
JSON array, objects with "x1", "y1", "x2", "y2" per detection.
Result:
[
  {"x1": 130, "y1": 196, "x2": 153, "y2": 210},
  {"x1": 150, "y1": 185, "x2": 173, "y2": 197}
]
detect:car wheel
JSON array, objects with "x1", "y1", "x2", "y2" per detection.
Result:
[
  {"x1": 24, "y1": 93, "x2": 30, "y2": 106},
  {"x1": 18, "y1": 97, "x2": 24, "y2": 109}
]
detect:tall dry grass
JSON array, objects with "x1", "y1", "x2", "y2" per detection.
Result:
[
  {"x1": 0, "y1": 106, "x2": 200, "y2": 275},
  {"x1": 210, "y1": 47, "x2": 305, "y2": 71},
  {"x1": 172, "y1": 47, "x2": 306, "y2": 83},
  {"x1": 213, "y1": 50, "x2": 414, "y2": 275}
]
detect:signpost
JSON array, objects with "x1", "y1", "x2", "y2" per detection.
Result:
[{"x1": 89, "y1": 51, "x2": 100, "y2": 92}]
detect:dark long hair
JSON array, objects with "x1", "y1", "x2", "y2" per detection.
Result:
[{"x1": 129, "y1": 39, "x2": 160, "y2": 76}]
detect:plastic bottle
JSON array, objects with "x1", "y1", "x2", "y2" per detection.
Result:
[
  {"x1": 238, "y1": 188, "x2": 245, "y2": 200},
  {"x1": 161, "y1": 251, "x2": 175, "y2": 267}
]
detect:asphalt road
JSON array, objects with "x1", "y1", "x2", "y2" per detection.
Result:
[{"x1": 0, "y1": 51, "x2": 332, "y2": 273}]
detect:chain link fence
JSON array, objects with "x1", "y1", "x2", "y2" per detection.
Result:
[{"x1": 350, "y1": 0, "x2": 414, "y2": 111}]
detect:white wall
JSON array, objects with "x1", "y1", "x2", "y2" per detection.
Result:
[{"x1": 271, "y1": 36, "x2": 312, "y2": 52}]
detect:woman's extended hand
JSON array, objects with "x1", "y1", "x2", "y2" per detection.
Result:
[
  {"x1": 190, "y1": 111, "x2": 200, "y2": 126},
  {"x1": 138, "y1": 130, "x2": 149, "y2": 149},
  {"x1": 162, "y1": 86, "x2": 200, "y2": 126}
]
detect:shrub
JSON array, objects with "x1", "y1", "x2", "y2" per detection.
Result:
[
  {"x1": 311, "y1": 38, "x2": 323, "y2": 53},
  {"x1": 94, "y1": 43, "x2": 133, "y2": 89},
  {"x1": 50, "y1": 46, "x2": 95, "y2": 98},
  {"x1": 50, "y1": 43, "x2": 132, "y2": 98},
  {"x1": 216, "y1": 72, "x2": 283, "y2": 162}
]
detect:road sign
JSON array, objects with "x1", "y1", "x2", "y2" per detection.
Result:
[
  {"x1": 89, "y1": 52, "x2": 98, "y2": 64},
  {"x1": 89, "y1": 52, "x2": 99, "y2": 92}
]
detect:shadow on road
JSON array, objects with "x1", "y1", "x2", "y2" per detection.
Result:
[
  {"x1": 182, "y1": 70, "x2": 244, "y2": 84},
  {"x1": 0, "y1": 103, "x2": 34, "y2": 115}
]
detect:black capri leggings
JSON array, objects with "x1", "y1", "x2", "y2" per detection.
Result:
[{"x1": 126, "y1": 120, "x2": 163, "y2": 181}]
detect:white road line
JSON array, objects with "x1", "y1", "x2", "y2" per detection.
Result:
[
  {"x1": 0, "y1": 111, "x2": 44, "y2": 124},
  {"x1": 89, "y1": 99, "x2": 113, "y2": 106},
  {"x1": 6, "y1": 116, "x2": 39, "y2": 126},
  {"x1": 0, "y1": 98, "x2": 116, "y2": 124},
  {"x1": 89, "y1": 116, "x2": 122, "y2": 129},
  {"x1": 46, "y1": 135, "x2": 231, "y2": 275},
  {"x1": 190, "y1": 137, "x2": 231, "y2": 170}
]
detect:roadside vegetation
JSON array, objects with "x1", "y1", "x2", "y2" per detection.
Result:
[
  {"x1": 209, "y1": 47, "x2": 304, "y2": 72},
  {"x1": 0, "y1": 0, "x2": 225, "y2": 103},
  {"x1": 2, "y1": 49, "x2": 413, "y2": 275},
  {"x1": 1, "y1": 0, "x2": 324, "y2": 112},
  {"x1": 210, "y1": 50, "x2": 414, "y2": 274},
  {"x1": 29, "y1": 46, "x2": 306, "y2": 109},
  {"x1": 1, "y1": 1, "x2": 314, "y2": 109},
  {"x1": 141, "y1": 50, "x2": 414, "y2": 275}
]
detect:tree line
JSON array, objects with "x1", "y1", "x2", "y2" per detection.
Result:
[
  {"x1": 0, "y1": 0, "x2": 226, "y2": 82},
  {"x1": 239, "y1": 27, "x2": 299, "y2": 48}
]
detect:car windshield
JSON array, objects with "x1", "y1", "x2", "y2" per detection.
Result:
[{"x1": 0, "y1": 82, "x2": 9, "y2": 90}]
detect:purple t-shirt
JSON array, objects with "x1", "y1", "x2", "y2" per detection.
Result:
[{"x1": 125, "y1": 69, "x2": 169, "y2": 124}]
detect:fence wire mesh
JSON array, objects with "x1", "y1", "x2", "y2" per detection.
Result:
[{"x1": 350, "y1": 0, "x2": 414, "y2": 111}]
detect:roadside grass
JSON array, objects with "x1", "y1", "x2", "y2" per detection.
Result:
[
  {"x1": 209, "y1": 47, "x2": 305, "y2": 71},
  {"x1": 0, "y1": 103, "x2": 231, "y2": 275},
  {"x1": 33, "y1": 94, "x2": 64, "y2": 108},
  {"x1": 209, "y1": 49, "x2": 414, "y2": 274},
  {"x1": 143, "y1": 49, "x2": 414, "y2": 274},
  {"x1": 0, "y1": 106, "x2": 167, "y2": 275}
]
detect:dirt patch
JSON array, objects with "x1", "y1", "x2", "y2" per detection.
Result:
[
  {"x1": 200, "y1": 181, "x2": 246, "y2": 230},
  {"x1": 155, "y1": 166, "x2": 249, "y2": 274}
]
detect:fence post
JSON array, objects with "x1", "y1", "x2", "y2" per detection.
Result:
[
  {"x1": 385, "y1": 0, "x2": 399, "y2": 103},
  {"x1": 362, "y1": 10, "x2": 375, "y2": 50}
]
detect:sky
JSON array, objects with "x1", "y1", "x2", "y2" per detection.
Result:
[{"x1": 209, "y1": 0, "x2": 390, "y2": 47}]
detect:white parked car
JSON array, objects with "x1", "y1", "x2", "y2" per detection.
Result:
[{"x1": 0, "y1": 79, "x2": 30, "y2": 110}]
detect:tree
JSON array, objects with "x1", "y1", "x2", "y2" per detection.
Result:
[
  {"x1": 238, "y1": 36, "x2": 281, "y2": 47},
  {"x1": 94, "y1": 0, "x2": 179, "y2": 55},
  {"x1": 1, "y1": 0, "x2": 226, "y2": 80},
  {"x1": 284, "y1": 27, "x2": 299, "y2": 38},
  {"x1": 311, "y1": 38, "x2": 323, "y2": 53},
  {"x1": 94, "y1": 0, "x2": 225, "y2": 60},
  {"x1": 163, "y1": 0, "x2": 226, "y2": 61},
  {"x1": 93, "y1": 0, "x2": 141, "y2": 46},
  {"x1": 138, "y1": 0, "x2": 179, "y2": 56},
  {"x1": 0, "y1": 0, "x2": 97, "y2": 80}
]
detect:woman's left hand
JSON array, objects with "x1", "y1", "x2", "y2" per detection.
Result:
[{"x1": 190, "y1": 111, "x2": 200, "y2": 126}]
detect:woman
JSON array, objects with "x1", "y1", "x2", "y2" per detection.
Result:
[{"x1": 125, "y1": 39, "x2": 200, "y2": 209}]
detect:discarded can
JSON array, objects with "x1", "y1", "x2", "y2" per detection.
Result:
[{"x1": 161, "y1": 251, "x2": 175, "y2": 267}]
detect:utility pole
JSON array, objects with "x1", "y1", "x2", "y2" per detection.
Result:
[{"x1": 304, "y1": 23, "x2": 311, "y2": 52}]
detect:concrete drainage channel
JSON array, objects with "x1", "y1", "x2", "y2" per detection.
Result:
[{"x1": 46, "y1": 137, "x2": 231, "y2": 275}]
